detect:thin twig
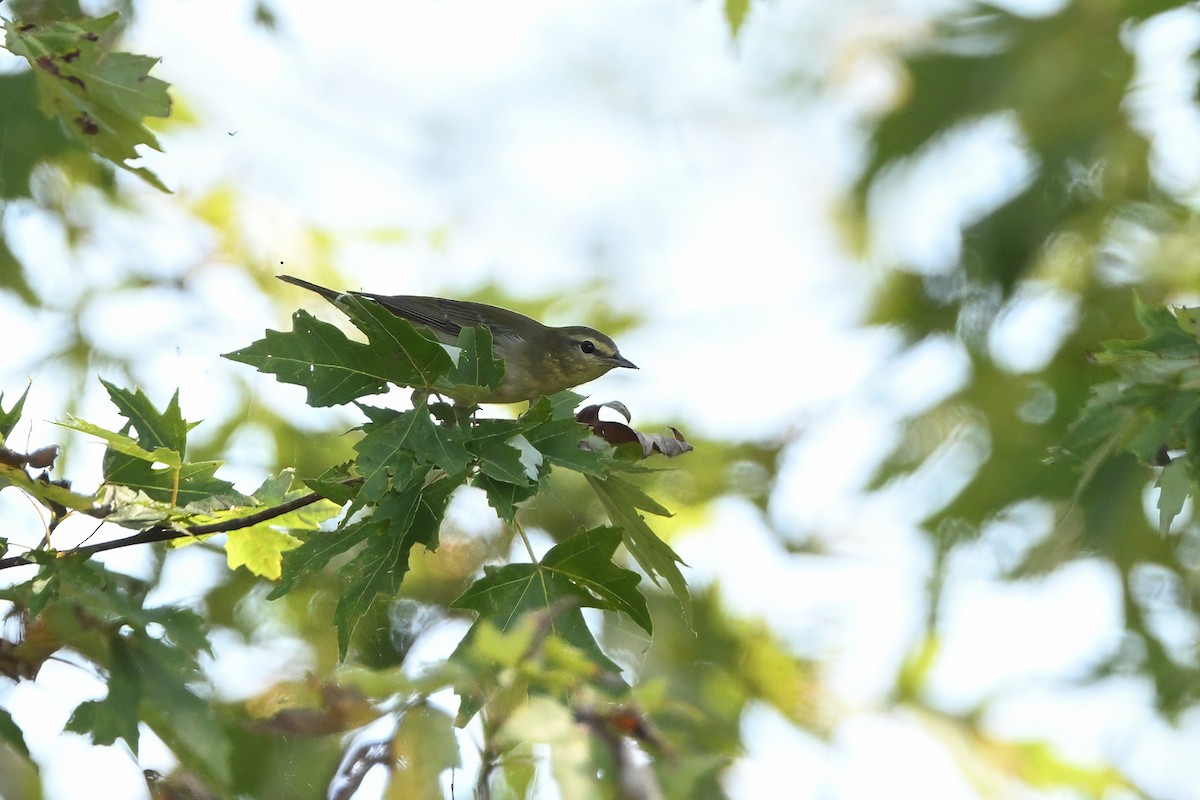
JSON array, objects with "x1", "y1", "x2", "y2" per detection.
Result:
[{"x1": 0, "y1": 490, "x2": 328, "y2": 571}]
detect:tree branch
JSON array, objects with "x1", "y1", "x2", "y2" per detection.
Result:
[{"x1": 0, "y1": 490, "x2": 329, "y2": 570}]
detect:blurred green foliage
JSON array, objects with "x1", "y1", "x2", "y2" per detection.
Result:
[{"x1": 855, "y1": 0, "x2": 1200, "y2": 728}]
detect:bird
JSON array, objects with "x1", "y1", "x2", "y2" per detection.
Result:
[{"x1": 278, "y1": 274, "x2": 637, "y2": 404}]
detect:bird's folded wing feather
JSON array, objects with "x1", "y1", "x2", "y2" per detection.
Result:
[{"x1": 360, "y1": 294, "x2": 524, "y2": 344}]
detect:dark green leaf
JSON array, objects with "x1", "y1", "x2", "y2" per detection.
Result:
[
  {"x1": 92, "y1": 381, "x2": 244, "y2": 506},
  {"x1": 134, "y1": 635, "x2": 232, "y2": 787},
  {"x1": 335, "y1": 294, "x2": 454, "y2": 388},
  {"x1": 0, "y1": 708, "x2": 30, "y2": 759},
  {"x1": 470, "y1": 432, "x2": 538, "y2": 486},
  {"x1": 451, "y1": 562, "x2": 622, "y2": 675},
  {"x1": 334, "y1": 472, "x2": 460, "y2": 657},
  {"x1": 543, "y1": 526, "x2": 650, "y2": 634},
  {"x1": 65, "y1": 636, "x2": 142, "y2": 750},
  {"x1": 224, "y1": 310, "x2": 391, "y2": 407},
  {"x1": 525, "y1": 416, "x2": 607, "y2": 476},
  {"x1": 103, "y1": 453, "x2": 242, "y2": 507},
  {"x1": 140, "y1": 606, "x2": 211, "y2": 658},
  {"x1": 303, "y1": 461, "x2": 361, "y2": 506},
  {"x1": 400, "y1": 406, "x2": 474, "y2": 475},
  {"x1": 269, "y1": 519, "x2": 372, "y2": 599},
  {"x1": 353, "y1": 412, "x2": 429, "y2": 504},
  {"x1": 0, "y1": 71, "x2": 74, "y2": 202},
  {"x1": 1132, "y1": 295, "x2": 1196, "y2": 348},
  {"x1": 334, "y1": 489, "x2": 422, "y2": 656},
  {"x1": 546, "y1": 390, "x2": 587, "y2": 420},
  {"x1": 472, "y1": 473, "x2": 538, "y2": 524}
]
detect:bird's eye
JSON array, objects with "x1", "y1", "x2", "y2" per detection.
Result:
[{"x1": 579, "y1": 340, "x2": 596, "y2": 354}]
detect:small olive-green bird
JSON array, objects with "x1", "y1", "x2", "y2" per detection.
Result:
[{"x1": 279, "y1": 275, "x2": 637, "y2": 403}]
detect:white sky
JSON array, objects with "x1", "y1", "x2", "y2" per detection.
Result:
[{"x1": 3, "y1": 0, "x2": 1200, "y2": 798}]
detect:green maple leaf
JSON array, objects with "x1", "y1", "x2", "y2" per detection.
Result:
[
  {"x1": 225, "y1": 298, "x2": 459, "y2": 407},
  {"x1": 542, "y1": 526, "x2": 650, "y2": 633},
  {"x1": 0, "y1": 72, "x2": 75, "y2": 202},
  {"x1": 451, "y1": 526, "x2": 649, "y2": 689},
  {"x1": 334, "y1": 294, "x2": 453, "y2": 388},
  {"x1": 214, "y1": 471, "x2": 339, "y2": 578},
  {"x1": 452, "y1": 527, "x2": 648, "y2": 634},
  {"x1": 65, "y1": 635, "x2": 142, "y2": 750},
  {"x1": 63, "y1": 382, "x2": 242, "y2": 507},
  {"x1": 588, "y1": 473, "x2": 690, "y2": 623},
  {"x1": 224, "y1": 310, "x2": 395, "y2": 407},
  {"x1": 269, "y1": 519, "x2": 372, "y2": 599},
  {"x1": 472, "y1": 473, "x2": 538, "y2": 524},
  {"x1": 452, "y1": 563, "x2": 619, "y2": 674}
]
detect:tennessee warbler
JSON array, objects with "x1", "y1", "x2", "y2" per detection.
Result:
[{"x1": 278, "y1": 274, "x2": 637, "y2": 403}]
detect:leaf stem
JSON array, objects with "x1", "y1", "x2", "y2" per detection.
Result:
[{"x1": 512, "y1": 517, "x2": 537, "y2": 563}]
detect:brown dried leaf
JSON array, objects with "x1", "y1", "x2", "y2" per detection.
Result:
[
  {"x1": 575, "y1": 404, "x2": 693, "y2": 458},
  {"x1": 145, "y1": 768, "x2": 220, "y2": 800},
  {"x1": 25, "y1": 445, "x2": 60, "y2": 470},
  {"x1": 0, "y1": 444, "x2": 59, "y2": 470}
]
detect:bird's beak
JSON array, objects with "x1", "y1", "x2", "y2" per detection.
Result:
[{"x1": 609, "y1": 353, "x2": 638, "y2": 370}]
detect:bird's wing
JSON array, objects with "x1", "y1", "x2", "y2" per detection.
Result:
[{"x1": 359, "y1": 294, "x2": 526, "y2": 344}]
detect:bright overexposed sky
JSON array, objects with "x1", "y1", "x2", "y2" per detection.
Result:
[{"x1": 4, "y1": 1, "x2": 1200, "y2": 798}]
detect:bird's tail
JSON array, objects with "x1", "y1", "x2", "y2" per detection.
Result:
[{"x1": 277, "y1": 274, "x2": 343, "y2": 302}]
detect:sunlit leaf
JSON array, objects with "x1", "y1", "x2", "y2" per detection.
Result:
[
  {"x1": 224, "y1": 526, "x2": 302, "y2": 580},
  {"x1": 59, "y1": 415, "x2": 182, "y2": 469},
  {"x1": 724, "y1": 0, "x2": 750, "y2": 39},
  {"x1": 587, "y1": 474, "x2": 690, "y2": 623},
  {"x1": 4, "y1": 14, "x2": 172, "y2": 190}
]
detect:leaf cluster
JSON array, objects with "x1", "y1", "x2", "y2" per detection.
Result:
[
  {"x1": 0, "y1": 554, "x2": 226, "y2": 787},
  {"x1": 231, "y1": 295, "x2": 689, "y2": 668},
  {"x1": 1059, "y1": 297, "x2": 1200, "y2": 537},
  {"x1": 0, "y1": 274, "x2": 692, "y2": 795},
  {"x1": 847, "y1": 0, "x2": 1200, "y2": 724}
]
